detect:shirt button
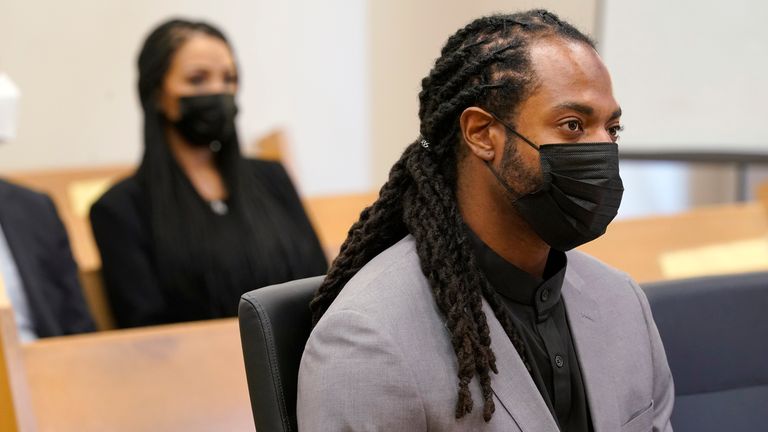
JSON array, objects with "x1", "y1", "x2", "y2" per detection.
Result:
[
  {"x1": 555, "y1": 355, "x2": 565, "y2": 368},
  {"x1": 540, "y1": 289, "x2": 550, "y2": 302}
]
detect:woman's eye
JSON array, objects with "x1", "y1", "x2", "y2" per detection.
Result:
[{"x1": 187, "y1": 75, "x2": 206, "y2": 86}]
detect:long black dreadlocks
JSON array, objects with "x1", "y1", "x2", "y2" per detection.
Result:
[{"x1": 310, "y1": 9, "x2": 595, "y2": 422}]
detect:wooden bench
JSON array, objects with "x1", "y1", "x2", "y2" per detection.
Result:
[
  {"x1": 303, "y1": 191, "x2": 377, "y2": 258},
  {"x1": 0, "y1": 280, "x2": 36, "y2": 431},
  {"x1": 578, "y1": 202, "x2": 768, "y2": 283},
  {"x1": 1, "y1": 279, "x2": 253, "y2": 431}
]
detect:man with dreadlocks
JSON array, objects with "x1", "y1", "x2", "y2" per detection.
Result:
[{"x1": 298, "y1": 9, "x2": 673, "y2": 432}]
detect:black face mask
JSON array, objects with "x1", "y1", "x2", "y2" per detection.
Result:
[
  {"x1": 173, "y1": 93, "x2": 238, "y2": 149},
  {"x1": 486, "y1": 116, "x2": 624, "y2": 251}
]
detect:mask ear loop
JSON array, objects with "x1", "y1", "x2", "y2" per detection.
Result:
[
  {"x1": 486, "y1": 111, "x2": 540, "y2": 151},
  {"x1": 483, "y1": 111, "x2": 545, "y2": 201}
]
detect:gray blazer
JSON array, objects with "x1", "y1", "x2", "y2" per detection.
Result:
[{"x1": 298, "y1": 235, "x2": 674, "y2": 431}]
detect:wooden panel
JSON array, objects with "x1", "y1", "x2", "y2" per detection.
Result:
[
  {"x1": 757, "y1": 180, "x2": 768, "y2": 210},
  {"x1": 23, "y1": 319, "x2": 252, "y2": 432},
  {"x1": 1, "y1": 285, "x2": 22, "y2": 432},
  {"x1": 0, "y1": 280, "x2": 37, "y2": 432},
  {"x1": 249, "y1": 129, "x2": 287, "y2": 161},
  {"x1": 78, "y1": 269, "x2": 114, "y2": 331},
  {"x1": 578, "y1": 202, "x2": 768, "y2": 283},
  {"x1": 304, "y1": 191, "x2": 378, "y2": 258}
]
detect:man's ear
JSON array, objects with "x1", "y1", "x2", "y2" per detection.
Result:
[{"x1": 459, "y1": 107, "x2": 506, "y2": 162}]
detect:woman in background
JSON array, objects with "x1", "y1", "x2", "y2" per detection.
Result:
[{"x1": 91, "y1": 19, "x2": 327, "y2": 328}]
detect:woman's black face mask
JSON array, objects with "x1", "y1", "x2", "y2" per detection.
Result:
[
  {"x1": 485, "y1": 114, "x2": 624, "y2": 251},
  {"x1": 172, "y1": 93, "x2": 238, "y2": 149}
]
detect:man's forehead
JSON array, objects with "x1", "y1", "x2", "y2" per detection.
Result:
[{"x1": 525, "y1": 37, "x2": 617, "y2": 112}]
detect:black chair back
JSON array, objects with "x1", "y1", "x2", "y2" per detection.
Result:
[
  {"x1": 238, "y1": 276, "x2": 324, "y2": 432},
  {"x1": 643, "y1": 272, "x2": 768, "y2": 432}
]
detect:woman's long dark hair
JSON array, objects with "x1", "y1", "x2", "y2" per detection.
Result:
[
  {"x1": 136, "y1": 19, "x2": 326, "y2": 315},
  {"x1": 310, "y1": 10, "x2": 594, "y2": 422}
]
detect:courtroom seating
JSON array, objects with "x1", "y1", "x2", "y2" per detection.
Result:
[
  {"x1": 78, "y1": 268, "x2": 114, "y2": 330},
  {"x1": 1, "y1": 275, "x2": 252, "y2": 432},
  {"x1": 238, "y1": 275, "x2": 323, "y2": 432},
  {"x1": 249, "y1": 128, "x2": 289, "y2": 161},
  {"x1": 303, "y1": 192, "x2": 377, "y2": 258},
  {"x1": 757, "y1": 180, "x2": 768, "y2": 210},
  {"x1": 642, "y1": 272, "x2": 768, "y2": 432},
  {"x1": 0, "y1": 281, "x2": 36, "y2": 432},
  {"x1": 580, "y1": 202, "x2": 768, "y2": 283}
]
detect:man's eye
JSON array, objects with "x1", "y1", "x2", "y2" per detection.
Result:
[
  {"x1": 608, "y1": 125, "x2": 624, "y2": 140},
  {"x1": 561, "y1": 120, "x2": 582, "y2": 132}
]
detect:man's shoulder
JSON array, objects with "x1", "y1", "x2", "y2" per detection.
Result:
[
  {"x1": 0, "y1": 178, "x2": 51, "y2": 211},
  {"x1": 323, "y1": 235, "x2": 429, "y2": 317},
  {"x1": 565, "y1": 249, "x2": 655, "y2": 332},
  {"x1": 566, "y1": 249, "x2": 629, "y2": 281},
  {"x1": 565, "y1": 249, "x2": 643, "y2": 299}
]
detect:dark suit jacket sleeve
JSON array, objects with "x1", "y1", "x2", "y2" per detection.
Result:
[
  {"x1": 90, "y1": 197, "x2": 167, "y2": 328},
  {"x1": 42, "y1": 195, "x2": 97, "y2": 334}
]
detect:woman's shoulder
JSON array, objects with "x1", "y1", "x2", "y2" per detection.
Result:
[
  {"x1": 243, "y1": 158, "x2": 288, "y2": 177},
  {"x1": 0, "y1": 178, "x2": 51, "y2": 209},
  {"x1": 90, "y1": 174, "x2": 145, "y2": 220},
  {"x1": 242, "y1": 158, "x2": 296, "y2": 189}
]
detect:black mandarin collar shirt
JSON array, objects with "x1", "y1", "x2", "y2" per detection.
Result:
[{"x1": 468, "y1": 229, "x2": 593, "y2": 432}]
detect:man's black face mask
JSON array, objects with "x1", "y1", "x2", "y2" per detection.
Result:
[{"x1": 485, "y1": 114, "x2": 624, "y2": 251}]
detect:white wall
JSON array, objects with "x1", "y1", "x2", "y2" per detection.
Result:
[
  {"x1": 600, "y1": 0, "x2": 768, "y2": 152},
  {"x1": 0, "y1": 0, "x2": 369, "y2": 196}
]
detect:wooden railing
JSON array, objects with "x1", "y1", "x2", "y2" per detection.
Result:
[
  {"x1": 579, "y1": 202, "x2": 768, "y2": 283},
  {"x1": 1, "y1": 290, "x2": 252, "y2": 431}
]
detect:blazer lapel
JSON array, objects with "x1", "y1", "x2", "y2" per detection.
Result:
[
  {"x1": 561, "y1": 271, "x2": 620, "y2": 432},
  {"x1": 483, "y1": 299, "x2": 559, "y2": 431}
]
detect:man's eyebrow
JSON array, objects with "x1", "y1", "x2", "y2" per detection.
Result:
[
  {"x1": 554, "y1": 102, "x2": 594, "y2": 116},
  {"x1": 554, "y1": 103, "x2": 623, "y2": 121}
]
